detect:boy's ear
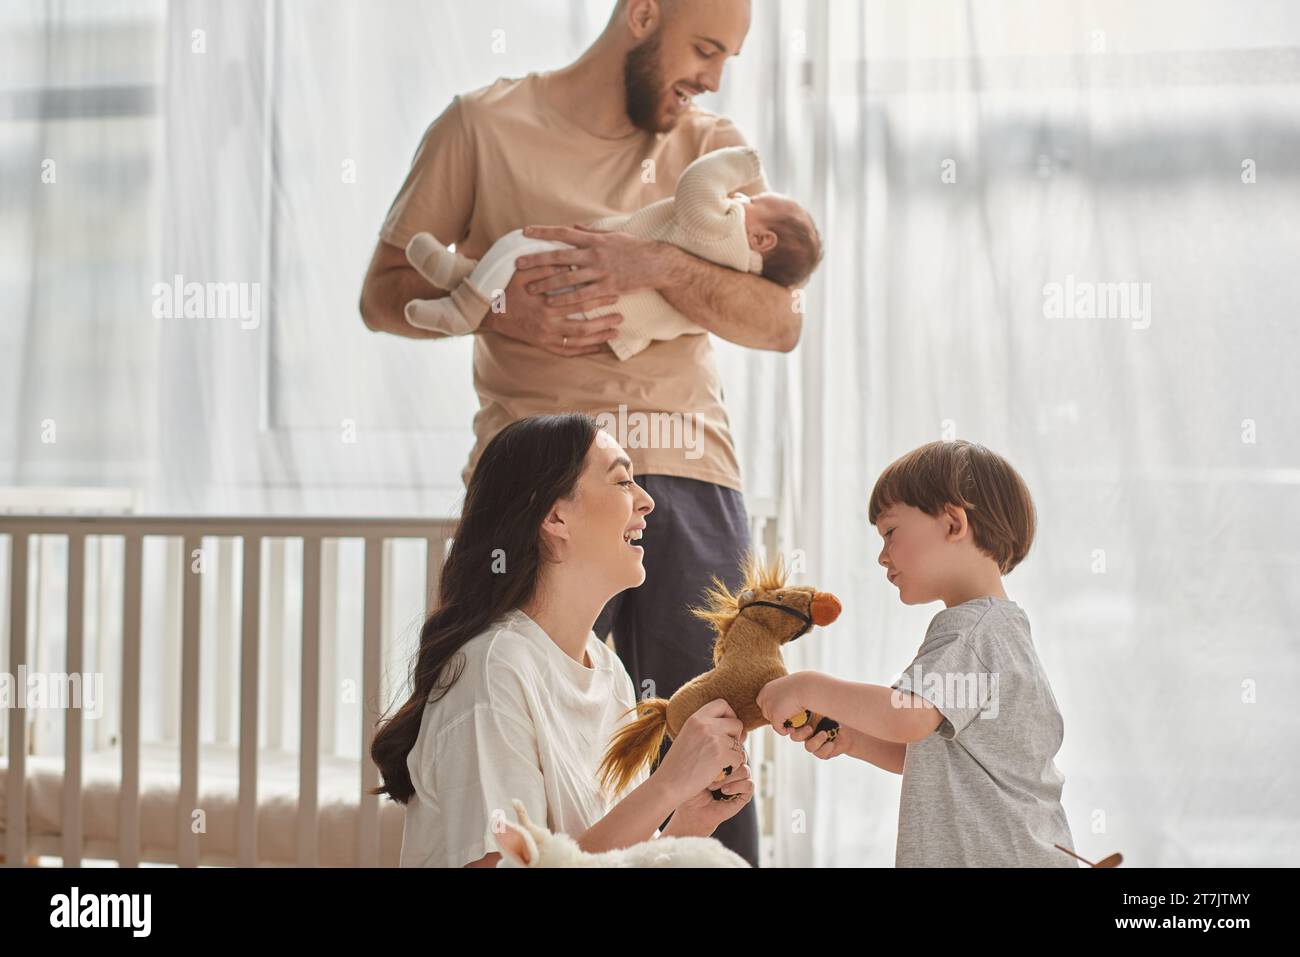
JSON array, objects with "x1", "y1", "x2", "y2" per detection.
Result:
[{"x1": 943, "y1": 503, "x2": 969, "y2": 540}]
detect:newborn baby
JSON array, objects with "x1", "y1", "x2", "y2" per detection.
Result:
[{"x1": 402, "y1": 146, "x2": 823, "y2": 360}]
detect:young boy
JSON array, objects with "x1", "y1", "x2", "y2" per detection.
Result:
[{"x1": 757, "y1": 439, "x2": 1077, "y2": 867}]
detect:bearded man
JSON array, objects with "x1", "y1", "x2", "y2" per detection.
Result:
[{"x1": 360, "y1": 0, "x2": 810, "y2": 867}]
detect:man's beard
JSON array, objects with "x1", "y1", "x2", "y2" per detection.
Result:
[{"x1": 623, "y1": 31, "x2": 669, "y2": 133}]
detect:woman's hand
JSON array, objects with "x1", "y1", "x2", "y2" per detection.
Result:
[
  {"x1": 653, "y1": 698, "x2": 747, "y2": 805},
  {"x1": 669, "y1": 751, "x2": 754, "y2": 837}
]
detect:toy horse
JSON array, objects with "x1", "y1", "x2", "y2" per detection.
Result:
[{"x1": 598, "y1": 553, "x2": 842, "y2": 800}]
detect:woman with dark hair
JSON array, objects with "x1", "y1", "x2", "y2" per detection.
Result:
[{"x1": 371, "y1": 413, "x2": 753, "y2": 867}]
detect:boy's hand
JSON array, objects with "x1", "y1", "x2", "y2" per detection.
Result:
[
  {"x1": 757, "y1": 672, "x2": 817, "y2": 735},
  {"x1": 790, "y1": 721, "x2": 855, "y2": 760}
]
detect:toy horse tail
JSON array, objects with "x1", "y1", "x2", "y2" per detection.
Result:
[{"x1": 597, "y1": 698, "x2": 670, "y2": 799}]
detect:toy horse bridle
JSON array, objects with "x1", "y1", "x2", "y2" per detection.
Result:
[
  {"x1": 739, "y1": 594, "x2": 840, "y2": 736},
  {"x1": 738, "y1": 599, "x2": 814, "y2": 641}
]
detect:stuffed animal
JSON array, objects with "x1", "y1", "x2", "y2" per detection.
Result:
[
  {"x1": 494, "y1": 798, "x2": 751, "y2": 867},
  {"x1": 598, "y1": 552, "x2": 842, "y2": 800}
]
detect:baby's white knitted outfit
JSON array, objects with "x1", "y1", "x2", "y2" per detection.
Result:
[{"x1": 402, "y1": 146, "x2": 765, "y2": 357}]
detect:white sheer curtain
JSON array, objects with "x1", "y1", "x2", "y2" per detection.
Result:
[
  {"x1": 1, "y1": 1, "x2": 165, "y2": 489},
  {"x1": 776, "y1": 1, "x2": 1300, "y2": 867},
  {"x1": 3, "y1": 0, "x2": 1298, "y2": 866}
]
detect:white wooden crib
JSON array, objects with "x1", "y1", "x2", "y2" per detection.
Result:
[
  {"x1": 0, "y1": 507, "x2": 789, "y2": 868},
  {"x1": 0, "y1": 514, "x2": 456, "y2": 867}
]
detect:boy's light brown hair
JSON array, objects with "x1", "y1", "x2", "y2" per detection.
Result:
[{"x1": 867, "y1": 440, "x2": 1036, "y2": 574}]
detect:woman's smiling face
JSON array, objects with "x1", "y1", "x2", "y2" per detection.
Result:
[{"x1": 561, "y1": 430, "x2": 655, "y2": 591}]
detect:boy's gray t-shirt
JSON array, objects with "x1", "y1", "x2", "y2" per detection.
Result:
[{"x1": 889, "y1": 596, "x2": 1077, "y2": 867}]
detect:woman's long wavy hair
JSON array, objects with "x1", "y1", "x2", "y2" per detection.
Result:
[{"x1": 369, "y1": 413, "x2": 601, "y2": 803}]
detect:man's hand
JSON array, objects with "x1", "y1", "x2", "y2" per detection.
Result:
[
  {"x1": 512, "y1": 224, "x2": 677, "y2": 306},
  {"x1": 500, "y1": 220, "x2": 804, "y2": 354},
  {"x1": 480, "y1": 260, "x2": 625, "y2": 357}
]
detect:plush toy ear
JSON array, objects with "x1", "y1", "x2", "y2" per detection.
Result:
[
  {"x1": 494, "y1": 819, "x2": 537, "y2": 867},
  {"x1": 738, "y1": 589, "x2": 756, "y2": 607},
  {"x1": 511, "y1": 797, "x2": 551, "y2": 845}
]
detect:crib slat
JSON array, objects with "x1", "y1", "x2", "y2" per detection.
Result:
[
  {"x1": 238, "y1": 536, "x2": 261, "y2": 867},
  {"x1": 215, "y1": 539, "x2": 235, "y2": 744},
  {"x1": 266, "y1": 538, "x2": 285, "y2": 750},
  {"x1": 177, "y1": 535, "x2": 202, "y2": 867},
  {"x1": 298, "y1": 537, "x2": 321, "y2": 867},
  {"x1": 119, "y1": 533, "x2": 143, "y2": 867},
  {"x1": 94, "y1": 535, "x2": 116, "y2": 751},
  {"x1": 319, "y1": 539, "x2": 338, "y2": 760},
  {"x1": 358, "y1": 537, "x2": 383, "y2": 867},
  {"x1": 162, "y1": 537, "x2": 181, "y2": 741},
  {"x1": 4, "y1": 533, "x2": 29, "y2": 867},
  {"x1": 425, "y1": 535, "x2": 444, "y2": 614},
  {"x1": 381, "y1": 539, "x2": 395, "y2": 708},
  {"x1": 62, "y1": 533, "x2": 85, "y2": 867}
]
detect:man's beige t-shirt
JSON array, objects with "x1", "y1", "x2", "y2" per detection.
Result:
[{"x1": 378, "y1": 71, "x2": 769, "y2": 492}]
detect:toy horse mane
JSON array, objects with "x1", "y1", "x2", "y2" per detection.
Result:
[{"x1": 692, "y1": 552, "x2": 790, "y2": 667}]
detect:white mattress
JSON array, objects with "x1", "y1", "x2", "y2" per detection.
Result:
[{"x1": 0, "y1": 742, "x2": 403, "y2": 866}]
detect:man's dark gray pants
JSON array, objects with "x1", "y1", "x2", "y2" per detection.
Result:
[{"x1": 594, "y1": 473, "x2": 759, "y2": 867}]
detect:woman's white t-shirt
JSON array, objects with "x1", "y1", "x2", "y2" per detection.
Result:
[{"x1": 399, "y1": 608, "x2": 650, "y2": 867}]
